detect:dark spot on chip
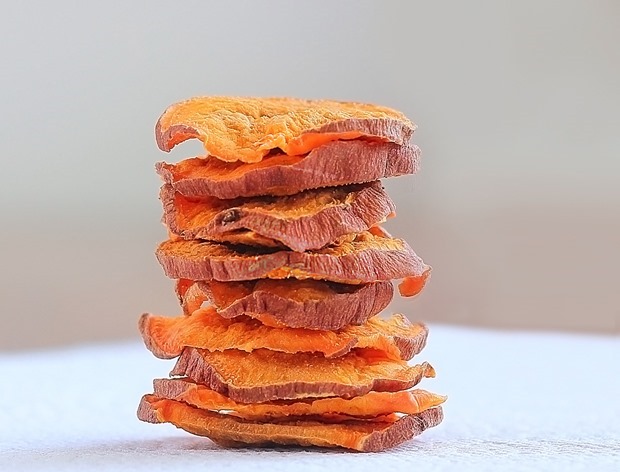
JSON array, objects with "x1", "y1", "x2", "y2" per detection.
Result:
[{"x1": 221, "y1": 209, "x2": 241, "y2": 224}]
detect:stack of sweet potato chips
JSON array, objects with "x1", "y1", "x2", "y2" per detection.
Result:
[{"x1": 137, "y1": 97, "x2": 445, "y2": 452}]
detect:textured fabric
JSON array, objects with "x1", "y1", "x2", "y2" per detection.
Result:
[{"x1": 1, "y1": 326, "x2": 618, "y2": 471}]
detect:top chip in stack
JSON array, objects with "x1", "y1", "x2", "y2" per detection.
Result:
[{"x1": 137, "y1": 97, "x2": 445, "y2": 452}]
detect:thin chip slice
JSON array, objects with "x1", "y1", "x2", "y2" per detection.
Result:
[
  {"x1": 155, "y1": 96, "x2": 415, "y2": 162},
  {"x1": 161, "y1": 181, "x2": 394, "y2": 252},
  {"x1": 155, "y1": 140, "x2": 419, "y2": 199},
  {"x1": 171, "y1": 348, "x2": 435, "y2": 403},
  {"x1": 156, "y1": 231, "x2": 429, "y2": 285},
  {"x1": 139, "y1": 308, "x2": 428, "y2": 360},
  {"x1": 138, "y1": 395, "x2": 443, "y2": 452},
  {"x1": 176, "y1": 279, "x2": 394, "y2": 330},
  {"x1": 153, "y1": 378, "x2": 446, "y2": 420}
]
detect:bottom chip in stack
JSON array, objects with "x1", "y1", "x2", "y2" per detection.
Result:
[{"x1": 138, "y1": 395, "x2": 443, "y2": 452}]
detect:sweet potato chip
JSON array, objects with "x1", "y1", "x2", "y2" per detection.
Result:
[
  {"x1": 139, "y1": 308, "x2": 428, "y2": 360},
  {"x1": 161, "y1": 181, "x2": 394, "y2": 252},
  {"x1": 171, "y1": 348, "x2": 435, "y2": 403},
  {"x1": 155, "y1": 97, "x2": 415, "y2": 163},
  {"x1": 153, "y1": 378, "x2": 446, "y2": 420},
  {"x1": 138, "y1": 396, "x2": 443, "y2": 451},
  {"x1": 156, "y1": 231, "x2": 429, "y2": 285},
  {"x1": 176, "y1": 278, "x2": 393, "y2": 329},
  {"x1": 155, "y1": 140, "x2": 420, "y2": 199}
]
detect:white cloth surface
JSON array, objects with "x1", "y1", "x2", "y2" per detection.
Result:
[{"x1": 1, "y1": 326, "x2": 618, "y2": 471}]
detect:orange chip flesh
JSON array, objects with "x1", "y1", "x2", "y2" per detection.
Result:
[
  {"x1": 398, "y1": 268, "x2": 433, "y2": 298},
  {"x1": 138, "y1": 395, "x2": 443, "y2": 452},
  {"x1": 139, "y1": 308, "x2": 428, "y2": 361},
  {"x1": 171, "y1": 348, "x2": 435, "y2": 403},
  {"x1": 155, "y1": 97, "x2": 415, "y2": 163},
  {"x1": 156, "y1": 231, "x2": 429, "y2": 285},
  {"x1": 153, "y1": 378, "x2": 446, "y2": 421}
]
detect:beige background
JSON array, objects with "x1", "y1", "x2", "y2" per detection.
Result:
[{"x1": 1, "y1": 1, "x2": 618, "y2": 351}]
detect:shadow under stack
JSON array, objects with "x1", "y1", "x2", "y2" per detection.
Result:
[{"x1": 137, "y1": 97, "x2": 445, "y2": 452}]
